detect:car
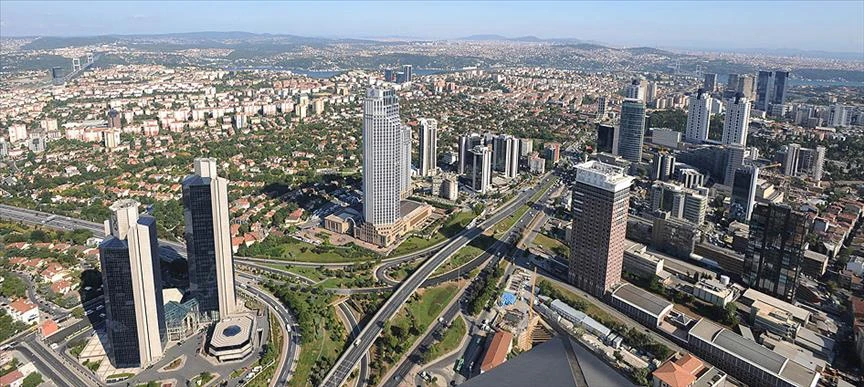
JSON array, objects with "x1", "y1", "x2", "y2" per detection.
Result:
[
  {"x1": 99, "y1": 313, "x2": 105, "y2": 318},
  {"x1": 50, "y1": 343, "x2": 58, "y2": 349},
  {"x1": 95, "y1": 304, "x2": 104, "y2": 310}
]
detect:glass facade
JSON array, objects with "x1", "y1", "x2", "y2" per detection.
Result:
[
  {"x1": 744, "y1": 204, "x2": 810, "y2": 301},
  {"x1": 183, "y1": 177, "x2": 222, "y2": 321}
]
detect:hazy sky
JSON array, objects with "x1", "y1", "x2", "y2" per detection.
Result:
[{"x1": 2, "y1": 1, "x2": 863, "y2": 54}]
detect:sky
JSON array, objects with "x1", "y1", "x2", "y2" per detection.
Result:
[{"x1": 1, "y1": 1, "x2": 863, "y2": 54}]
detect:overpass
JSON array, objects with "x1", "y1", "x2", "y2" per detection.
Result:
[{"x1": 319, "y1": 173, "x2": 555, "y2": 387}]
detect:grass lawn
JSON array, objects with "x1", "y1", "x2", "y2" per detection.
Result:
[
  {"x1": 389, "y1": 260, "x2": 423, "y2": 282},
  {"x1": 288, "y1": 315, "x2": 344, "y2": 387},
  {"x1": 433, "y1": 244, "x2": 484, "y2": 276},
  {"x1": 533, "y1": 233, "x2": 570, "y2": 257},
  {"x1": 423, "y1": 315, "x2": 467, "y2": 364},
  {"x1": 490, "y1": 204, "x2": 529, "y2": 238},
  {"x1": 390, "y1": 211, "x2": 475, "y2": 257},
  {"x1": 369, "y1": 283, "x2": 461, "y2": 383},
  {"x1": 240, "y1": 235, "x2": 379, "y2": 263},
  {"x1": 263, "y1": 263, "x2": 329, "y2": 282}
]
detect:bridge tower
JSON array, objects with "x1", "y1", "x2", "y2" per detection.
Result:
[{"x1": 72, "y1": 58, "x2": 81, "y2": 72}]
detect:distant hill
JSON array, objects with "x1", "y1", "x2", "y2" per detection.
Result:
[{"x1": 457, "y1": 34, "x2": 545, "y2": 42}]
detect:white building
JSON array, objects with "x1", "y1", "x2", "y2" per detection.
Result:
[
  {"x1": 783, "y1": 144, "x2": 801, "y2": 176},
  {"x1": 470, "y1": 146, "x2": 492, "y2": 194},
  {"x1": 519, "y1": 138, "x2": 533, "y2": 156},
  {"x1": 812, "y1": 146, "x2": 826, "y2": 182},
  {"x1": 4, "y1": 298, "x2": 39, "y2": 324},
  {"x1": 624, "y1": 79, "x2": 646, "y2": 102},
  {"x1": 685, "y1": 89, "x2": 712, "y2": 143},
  {"x1": 826, "y1": 104, "x2": 847, "y2": 128},
  {"x1": 363, "y1": 88, "x2": 403, "y2": 225},
  {"x1": 418, "y1": 118, "x2": 438, "y2": 177},
  {"x1": 7, "y1": 124, "x2": 27, "y2": 143},
  {"x1": 722, "y1": 94, "x2": 751, "y2": 146},
  {"x1": 400, "y1": 124, "x2": 412, "y2": 197},
  {"x1": 504, "y1": 136, "x2": 520, "y2": 179}
]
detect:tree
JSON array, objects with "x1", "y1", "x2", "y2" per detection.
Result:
[{"x1": 22, "y1": 373, "x2": 43, "y2": 387}]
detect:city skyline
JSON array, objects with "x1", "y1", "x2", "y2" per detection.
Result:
[{"x1": 1, "y1": 1, "x2": 863, "y2": 54}]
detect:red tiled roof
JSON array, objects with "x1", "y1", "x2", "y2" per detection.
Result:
[
  {"x1": 480, "y1": 330, "x2": 513, "y2": 373},
  {"x1": 8, "y1": 298, "x2": 37, "y2": 314},
  {"x1": 652, "y1": 353, "x2": 706, "y2": 387},
  {"x1": 0, "y1": 370, "x2": 24, "y2": 385}
]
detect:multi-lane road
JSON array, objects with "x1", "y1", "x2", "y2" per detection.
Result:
[
  {"x1": 319, "y1": 173, "x2": 555, "y2": 387},
  {"x1": 336, "y1": 302, "x2": 369, "y2": 387}
]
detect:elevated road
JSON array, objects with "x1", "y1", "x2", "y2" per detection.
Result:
[
  {"x1": 319, "y1": 174, "x2": 555, "y2": 387},
  {"x1": 335, "y1": 302, "x2": 369, "y2": 387},
  {"x1": 240, "y1": 282, "x2": 300, "y2": 386}
]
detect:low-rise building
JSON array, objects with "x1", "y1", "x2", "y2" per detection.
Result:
[
  {"x1": 651, "y1": 353, "x2": 727, "y2": 387},
  {"x1": 324, "y1": 208, "x2": 361, "y2": 234},
  {"x1": 687, "y1": 318, "x2": 820, "y2": 387},
  {"x1": 623, "y1": 241, "x2": 664, "y2": 278},
  {"x1": 4, "y1": 298, "x2": 38, "y2": 324},
  {"x1": 611, "y1": 283, "x2": 674, "y2": 328},
  {"x1": 801, "y1": 250, "x2": 829, "y2": 278},
  {"x1": 692, "y1": 278, "x2": 735, "y2": 307},
  {"x1": 752, "y1": 302, "x2": 801, "y2": 340},
  {"x1": 480, "y1": 330, "x2": 513, "y2": 374}
]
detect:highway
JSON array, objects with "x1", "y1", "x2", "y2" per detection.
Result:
[
  {"x1": 240, "y1": 282, "x2": 300, "y2": 386},
  {"x1": 319, "y1": 173, "x2": 555, "y2": 387},
  {"x1": 0, "y1": 204, "x2": 444, "y2": 269},
  {"x1": 384, "y1": 180, "x2": 559, "y2": 386},
  {"x1": 335, "y1": 302, "x2": 369, "y2": 387}
]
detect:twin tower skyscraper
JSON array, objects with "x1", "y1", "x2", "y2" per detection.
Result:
[{"x1": 99, "y1": 158, "x2": 236, "y2": 368}]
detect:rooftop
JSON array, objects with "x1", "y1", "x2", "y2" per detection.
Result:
[
  {"x1": 480, "y1": 330, "x2": 513, "y2": 373},
  {"x1": 209, "y1": 314, "x2": 255, "y2": 348},
  {"x1": 652, "y1": 354, "x2": 705, "y2": 387},
  {"x1": 574, "y1": 160, "x2": 634, "y2": 192},
  {"x1": 688, "y1": 318, "x2": 821, "y2": 387},
  {"x1": 460, "y1": 335, "x2": 635, "y2": 387},
  {"x1": 612, "y1": 283, "x2": 673, "y2": 318},
  {"x1": 742, "y1": 288, "x2": 811, "y2": 323}
]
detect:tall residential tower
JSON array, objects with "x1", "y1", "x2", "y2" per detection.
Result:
[
  {"x1": 418, "y1": 118, "x2": 438, "y2": 177},
  {"x1": 685, "y1": 89, "x2": 712, "y2": 143},
  {"x1": 722, "y1": 93, "x2": 751, "y2": 146}
]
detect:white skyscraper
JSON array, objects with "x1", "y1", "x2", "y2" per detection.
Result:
[
  {"x1": 827, "y1": 104, "x2": 847, "y2": 128},
  {"x1": 624, "y1": 79, "x2": 646, "y2": 102},
  {"x1": 813, "y1": 146, "x2": 826, "y2": 183},
  {"x1": 101, "y1": 199, "x2": 165, "y2": 367},
  {"x1": 400, "y1": 124, "x2": 412, "y2": 197},
  {"x1": 418, "y1": 118, "x2": 438, "y2": 177},
  {"x1": 519, "y1": 138, "x2": 533, "y2": 157},
  {"x1": 470, "y1": 146, "x2": 492, "y2": 194},
  {"x1": 783, "y1": 144, "x2": 801, "y2": 176},
  {"x1": 685, "y1": 89, "x2": 712, "y2": 143},
  {"x1": 504, "y1": 136, "x2": 520, "y2": 179},
  {"x1": 722, "y1": 94, "x2": 751, "y2": 146},
  {"x1": 363, "y1": 88, "x2": 403, "y2": 225}
]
